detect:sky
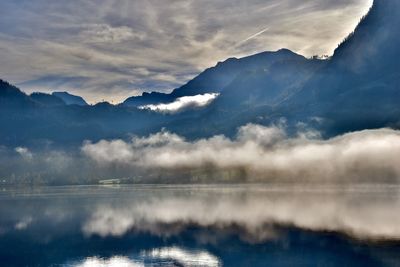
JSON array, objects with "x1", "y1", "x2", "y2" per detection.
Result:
[{"x1": 0, "y1": 0, "x2": 372, "y2": 104}]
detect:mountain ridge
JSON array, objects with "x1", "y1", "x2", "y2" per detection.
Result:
[
  {"x1": 52, "y1": 91, "x2": 88, "y2": 106},
  {"x1": 1, "y1": 0, "x2": 399, "y2": 146},
  {"x1": 123, "y1": 49, "x2": 307, "y2": 107}
]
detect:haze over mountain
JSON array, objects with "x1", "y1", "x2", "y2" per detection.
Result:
[{"x1": 52, "y1": 92, "x2": 88, "y2": 106}]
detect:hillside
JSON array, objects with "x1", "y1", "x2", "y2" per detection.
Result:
[
  {"x1": 168, "y1": 0, "x2": 400, "y2": 138},
  {"x1": 52, "y1": 92, "x2": 88, "y2": 106},
  {"x1": 0, "y1": 0, "x2": 399, "y2": 145},
  {"x1": 123, "y1": 49, "x2": 320, "y2": 107},
  {"x1": 279, "y1": 0, "x2": 400, "y2": 135}
]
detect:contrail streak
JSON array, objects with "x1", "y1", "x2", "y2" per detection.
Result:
[{"x1": 236, "y1": 27, "x2": 269, "y2": 46}]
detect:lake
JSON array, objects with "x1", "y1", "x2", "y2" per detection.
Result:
[{"x1": 0, "y1": 184, "x2": 400, "y2": 266}]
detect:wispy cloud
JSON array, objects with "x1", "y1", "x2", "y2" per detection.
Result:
[
  {"x1": 0, "y1": 0, "x2": 372, "y2": 103},
  {"x1": 80, "y1": 24, "x2": 143, "y2": 44}
]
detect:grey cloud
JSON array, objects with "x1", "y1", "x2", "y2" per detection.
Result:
[
  {"x1": 80, "y1": 24, "x2": 143, "y2": 44},
  {"x1": 0, "y1": 0, "x2": 372, "y2": 103}
]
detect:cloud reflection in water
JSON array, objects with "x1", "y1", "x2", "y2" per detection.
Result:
[
  {"x1": 1, "y1": 185, "x2": 400, "y2": 266},
  {"x1": 73, "y1": 256, "x2": 142, "y2": 267},
  {"x1": 82, "y1": 185, "x2": 400, "y2": 241},
  {"x1": 69, "y1": 247, "x2": 220, "y2": 267}
]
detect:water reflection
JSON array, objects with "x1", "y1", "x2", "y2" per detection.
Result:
[
  {"x1": 72, "y1": 256, "x2": 142, "y2": 267},
  {"x1": 67, "y1": 246, "x2": 221, "y2": 267},
  {"x1": 80, "y1": 184, "x2": 400, "y2": 240},
  {"x1": 0, "y1": 184, "x2": 400, "y2": 266},
  {"x1": 144, "y1": 247, "x2": 221, "y2": 266}
]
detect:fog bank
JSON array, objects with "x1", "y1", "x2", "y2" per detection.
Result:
[
  {"x1": 82, "y1": 124, "x2": 400, "y2": 183},
  {"x1": 2, "y1": 124, "x2": 399, "y2": 184}
]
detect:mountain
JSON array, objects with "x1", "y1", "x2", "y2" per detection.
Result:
[
  {"x1": 123, "y1": 91, "x2": 173, "y2": 107},
  {"x1": 0, "y1": 79, "x2": 170, "y2": 147},
  {"x1": 52, "y1": 91, "x2": 88, "y2": 106},
  {"x1": 123, "y1": 48, "x2": 318, "y2": 107},
  {"x1": 30, "y1": 92, "x2": 66, "y2": 107},
  {"x1": 121, "y1": 49, "x2": 325, "y2": 138},
  {"x1": 123, "y1": 56, "x2": 245, "y2": 107},
  {"x1": 125, "y1": 9, "x2": 400, "y2": 136},
  {"x1": 0, "y1": 79, "x2": 35, "y2": 108},
  {"x1": 0, "y1": 0, "x2": 399, "y2": 146},
  {"x1": 165, "y1": 0, "x2": 400, "y2": 138},
  {"x1": 212, "y1": 49, "x2": 324, "y2": 109},
  {"x1": 278, "y1": 0, "x2": 400, "y2": 135}
]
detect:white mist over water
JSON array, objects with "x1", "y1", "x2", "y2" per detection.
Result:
[
  {"x1": 82, "y1": 125, "x2": 400, "y2": 183},
  {"x1": 7, "y1": 124, "x2": 400, "y2": 184}
]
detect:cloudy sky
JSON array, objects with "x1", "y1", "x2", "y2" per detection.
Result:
[{"x1": 0, "y1": 0, "x2": 372, "y2": 103}]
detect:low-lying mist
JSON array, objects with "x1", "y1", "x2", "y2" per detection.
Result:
[
  {"x1": 82, "y1": 123, "x2": 400, "y2": 183},
  {"x1": 1, "y1": 123, "x2": 400, "y2": 184}
]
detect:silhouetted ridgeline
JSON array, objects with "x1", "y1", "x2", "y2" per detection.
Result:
[
  {"x1": 52, "y1": 91, "x2": 88, "y2": 106},
  {"x1": 0, "y1": 79, "x2": 170, "y2": 147}
]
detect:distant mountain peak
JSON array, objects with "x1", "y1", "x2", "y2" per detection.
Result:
[
  {"x1": 30, "y1": 92, "x2": 66, "y2": 106},
  {"x1": 52, "y1": 91, "x2": 88, "y2": 106},
  {"x1": 276, "y1": 48, "x2": 296, "y2": 55},
  {"x1": 123, "y1": 47, "x2": 306, "y2": 108}
]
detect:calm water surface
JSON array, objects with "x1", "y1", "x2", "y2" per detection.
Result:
[{"x1": 0, "y1": 184, "x2": 400, "y2": 266}]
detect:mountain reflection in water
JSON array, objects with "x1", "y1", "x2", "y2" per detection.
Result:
[{"x1": 0, "y1": 184, "x2": 400, "y2": 266}]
